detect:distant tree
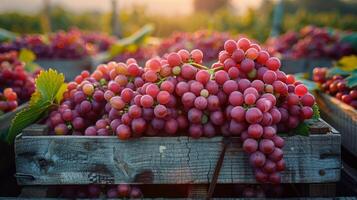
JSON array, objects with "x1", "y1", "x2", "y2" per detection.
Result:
[{"x1": 193, "y1": 0, "x2": 229, "y2": 12}]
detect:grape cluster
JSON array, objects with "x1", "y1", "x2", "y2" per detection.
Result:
[
  {"x1": 157, "y1": 30, "x2": 245, "y2": 62},
  {"x1": 313, "y1": 67, "x2": 357, "y2": 109},
  {"x1": 48, "y1": 37, "x2": 316, "y2": 183},
  {"x1": 0, "y1": 29, "x2": 116, "y2": 59},
  {"x1": 0, "y1": 88, "x2": 18, "y2": 113},
  {"x1": 266, "y1": 25, "x2": 354, "y2": 59},
  {"x1": 59, "y1": 184, "x2": 142, "y2": 199},
  {"x1": 111, "y1": 47, "x2": 155, "y2": 64},
  {"x1": 0, "y1": 51, "x2": 38, "y2": 113},
  {"x1": 79, "y1": 30, "x2": 117, "y2": 52}
]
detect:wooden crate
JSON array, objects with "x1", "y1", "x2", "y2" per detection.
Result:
[
  {"x1": 0, "y1": 103, "x2": 27, "y2": 139},
  {"x1": 36, "y1": 58, "x2": 92, "y2": 81},
  {"x1": 316, "y1": 92, "x2": 357, "y2": 157},
  {"x1": 280, "y1": 58, "x2": 307, "y2": 74},
  {"x1": 13, "y1": 183, "x2": 348, "y2": 199},
  {"x1": 0, "y1": 103, "x2": 27, "y2": 175},
  {"x1": 280, "y1": 58, "x2": 333, "y2": 76},
  {"x1": 15, "y1": 119, "x2": 340, "y2": 186},
  {"x1": 89, "y1": 52, "x2": 109, "y2": 72}
]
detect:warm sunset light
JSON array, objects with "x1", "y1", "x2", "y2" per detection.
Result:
[{"x1": 0, "y1": 0, "x2": 356, "y2": 199}]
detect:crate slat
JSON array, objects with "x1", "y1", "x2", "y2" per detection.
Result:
[
  {"x1": 316, "y1": 92, "x2": 357, "y2": 157},
  {"x1": 15, "y1": 132, "x2": 340, "y2": 185},
  {"x1": 0, "y1": 103, "x2": 28, "y2": 139},
  {"x1": 36, "y1": 58, "x2": 92, "y2": 81}
]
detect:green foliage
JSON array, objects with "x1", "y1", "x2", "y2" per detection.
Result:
[
  {"x1": 341, "y1": 33, "x2": 357, "y2": 52},
  {"x1": 0, "y1": 2, "x2": 355, "y2": 42},
  {"x1": 312, "y1": 104, "x2": 320, "y2": 120},
  {"x1": 346, "y1": 72, "x2": 357, "y2": 88},
  {"x1": 7, "y1": 69, "x2": 66, "y2": 143},
  {"x1": 109, "y1": 24, "x2": 154, "y2": 58},
  {"x1": 0, "y1": 28, "x2": 17, "y2": 42},
  {"x1": 18, "y1": 48, "x2": 41, "y2": 72},
  {"x1": 19, "y1": 49, "x2": 36, "y2": 63},
  {"x1": 294, "y1": 122, "x2": 310, "y2": 136},
  {"x1": 326, "y1": 67, "x2": 351, "y2": 78}
]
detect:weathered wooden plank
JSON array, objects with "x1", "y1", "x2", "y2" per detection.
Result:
[
  {"x1": 36, "y1": 58, "x2": 91, "y2": 81},
  {"x1": 316, "y1": 92, "x2": 357, "y2": 157},
  {"x1": 280, "y1": 58, "x2": 308, "y2": 74},
  {"x1": 15, "y1": 134, "x2": 341, "y2": 185},
  {"x1": 0, "y1": 103, "x2": 27, "y2": 139},
  {"x1": 20, "y1": 118, "x2": 331, "y2": 138},
  {"x1": 22, "y1": 124, "x2": 49, "y2": 136},
  {"x1": 305, "y1": 118, "x2": 331, "y2": 134},
  {"x1": 280, "y1": 58, "x2": 332, "y2": 77}
]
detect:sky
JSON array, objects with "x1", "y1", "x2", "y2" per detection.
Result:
[{"x1": 0, "y1": 0, "x2": 263, "y2": 16}]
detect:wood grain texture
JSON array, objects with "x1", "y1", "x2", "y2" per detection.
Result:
[
  {"x1": 15, "y1": 133, "x2": 341, "y2": 185},
  {"x1": 316, "y1": 92, "x2": 357, "y2": 157}
]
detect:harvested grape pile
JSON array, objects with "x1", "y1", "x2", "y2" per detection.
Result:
[
  {"x1": 266, "y1": 25, "x2": 354, "y2": 59},
  {"x1": 47, "y1": 37, "x2": 316, "y2": 184},
  {"x1": 0, "y1": 29, "x2": 115, "y2": 59},
  {"x1": 313, "y1": 67, "x2": 357, "y2": 109},
  {"x1": 0, "y1": 51, "x2": 38, "y2": 113}
]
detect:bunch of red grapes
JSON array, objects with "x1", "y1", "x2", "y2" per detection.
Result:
[
  {"x1": 48, "y1": 37, "x2": 316, "y2": 184},
  {"x1": 111, "y1": 47, "x2": 155, "y2": 64},
  {"x1": 266, "y1": 26, "x2": 354, "y2": 59},
  {"x1": 157, "y1": 30, "x2": 244, "y2": 63},
  {"x1": 0, "y1": 29, "x2": 116, "y2": 59},
  {"x1": 0, "y1": 88, "x2": 18, "y2": 113},
  {"x1": 78, "y1": 30, "x2": 117, "y2": 52},
  {"x1": 0, "y1": 51, "x2": 38, "y2": 113},
  {"x1": 59, "y1": 184, "x2": 142, "y2": 198},
  {"x1": 313, "y1": 67, "x2": 357, "y2": 109}
]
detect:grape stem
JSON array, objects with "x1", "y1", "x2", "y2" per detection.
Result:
[
  {"x1": 191, "y1": 62, "x2": 209, "y2": 70},
  {"x1": 156, "y1": 76, "x2": 168, "y2": 85},
  {"x1": 213, "y1": 66, "x2": 224, "y2": 72}
]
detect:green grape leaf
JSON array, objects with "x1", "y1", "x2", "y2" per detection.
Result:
[
  {"x1": 346, "y1": 74, "x2": 357, "y2": 88},
  {"x1": 326, "y1": 67, "x2": 350, "y2": 78},
  {"x1": 19, "y1": 48, "x2": 36, "y2": 63},
  {"x1": 35, "y1": 69, "x2": 65, "y2": 102},
  {"x1": 29, "y1": 91, "x2": 42, "y2": 107},
  {"x1": 312, "y1": 104, "x2": 320, "y2": 120},
  {"x1": 294, "y1": 122, "x2": 310, "y2": 136},
  {"x1": 337, "y1": 55, "x2": 357, "y2": 72},
  {"x1": 7, "y1": 100, "x2": 52, "y2": 143},
  {"x1": 55, "y1": 83, "x2": 68, "y2": 104},
  {"x1": 6, "y1": 69, "x2": 66, "y2": 143}
]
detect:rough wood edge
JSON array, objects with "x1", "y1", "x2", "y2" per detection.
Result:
[
  {"x1": 15, "y1": 134, "x2": 341, "y2": 185},
  {"x1": 316, "y1": 91, "x2": 357, "y2": 157},
  {"x1": 22, "y1": 124, "x2": 49, "y2": 136},
  {"x1": 20, "y1": 118, "x2": 332, "y2": 138},
  {"x1": 320, "y1": 93, "x2": 357, "y2": 120}
]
